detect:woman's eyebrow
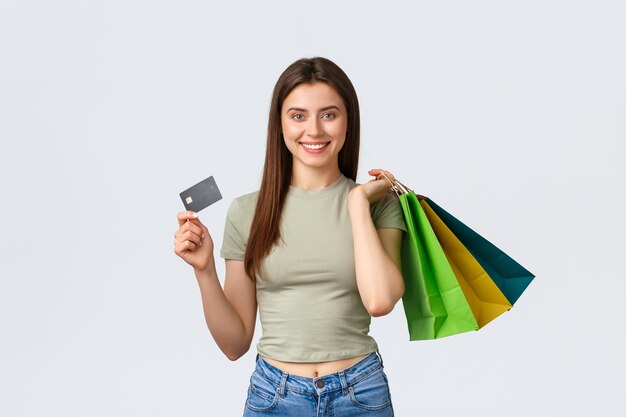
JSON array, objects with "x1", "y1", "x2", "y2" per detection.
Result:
[{"x1": 286, "y1": 105, "x2": 341, "y2": 113}]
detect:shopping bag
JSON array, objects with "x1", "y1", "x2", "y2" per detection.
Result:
[
  {"x1": 397, "y1": 192, "x2": 435, "y2": 339},
  {"x1": 398, "y1": 191, "x2": 479, "y2": 340},
  {"x1": 382, "y1": 175, "x2": 534, "y2": 340}
]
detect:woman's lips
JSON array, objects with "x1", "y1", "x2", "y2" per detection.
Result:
[{"x1": 300, "y1": 142, "x2": 330, "y2": 154}]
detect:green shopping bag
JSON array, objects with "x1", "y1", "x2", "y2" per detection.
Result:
[
  {"x1": 398, "y1": 192, "x2": 434, "y2": 339},
  {"x1": 398, "y1": 191, "x2": 479, "y2": 340}
]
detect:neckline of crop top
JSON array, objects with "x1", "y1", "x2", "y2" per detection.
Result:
[{"x1": 287, "y1": 174, "x2": 349, "y2": 199}]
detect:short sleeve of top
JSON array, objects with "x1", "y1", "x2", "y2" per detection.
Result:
[
  {"x1": 369, "y1": 191, "x2": 407, "y2": 233},
  {"x1": 220, "y1": 197, "x2": 249, "y2": 260}
]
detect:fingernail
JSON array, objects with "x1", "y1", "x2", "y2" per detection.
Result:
[
  {"x1": 192, "y1": 213, "x2": 199, "y2": 218},
  {"x1": 202, "y1": 233, "x2": 205, "y2": 239}
]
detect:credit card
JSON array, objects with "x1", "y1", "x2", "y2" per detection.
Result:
[{"x1": 179, "y1": 175, "x2": 222, "y2": 213}]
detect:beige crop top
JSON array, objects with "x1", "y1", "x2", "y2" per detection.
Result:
[{"x1": 219, "y1": 174, "x2": 407, "y2": 362}]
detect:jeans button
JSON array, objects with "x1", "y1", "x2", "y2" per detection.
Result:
[{"x1": 316, "y1": 379, "x2": 325, "y2": 388}]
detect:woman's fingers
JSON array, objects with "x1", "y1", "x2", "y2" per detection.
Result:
[
  {"x1": 177, "y1": 229, "x2": 203, "y2": 247},
  {"x1": 368, "y1": 168, "x2": 394, "y2": 178},
  {"x1": 174, "y1": 240, "x2": 198, "y2": 257},
  {"x1": 175, "y1": 211, "x2": 206, "y2": 248},
  {"x1": 173, "y1": 212, "x2": 215, "y2": 272},
  {"x1": 367, "y1": 169, "x2": 395, "y2": 186},
  {"x1": 175, "y1": 229, "x2": 203, "y2": 246},
  {"x1": 185, "y1": 219, "x2": 204, "y2": 237},
  {"x1": 177, "y1": 212, "x2": 206, "y2": 235},
  {"x1": 177, "y1": 210, "x2": 199, "y2": 227}
]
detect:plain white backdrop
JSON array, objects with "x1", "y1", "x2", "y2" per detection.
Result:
[{"x1": 1, "y1": 1, "x2": 624, "y2": 416}]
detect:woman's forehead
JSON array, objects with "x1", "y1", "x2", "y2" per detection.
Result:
[{"x1": 282, "y1": 82, "x2": 345, "y2": 111}]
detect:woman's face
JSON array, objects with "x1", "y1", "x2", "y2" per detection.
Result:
[{"x1": 281, "y1": 81, "x2": 348, "y2": 172}]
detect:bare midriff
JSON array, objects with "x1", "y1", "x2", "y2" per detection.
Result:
[{"x1": 261, "y1": 353, "x2": 369, "y2": 378}]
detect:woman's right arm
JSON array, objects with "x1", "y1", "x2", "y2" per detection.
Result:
[
  {"x1": 174, "y1": 211, "x2": 257, "y2": 361},
  {"x1": 194, "y1": 260, "x2": 257, "y2": 361}
]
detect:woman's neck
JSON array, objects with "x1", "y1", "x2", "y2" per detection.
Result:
[{"x1": 290, "y1": 165, "x2": 343, "y2": 190}]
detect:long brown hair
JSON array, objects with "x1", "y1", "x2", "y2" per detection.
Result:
[{"x1": 244, "y1": 57, "x2": 361, "y2": 281}]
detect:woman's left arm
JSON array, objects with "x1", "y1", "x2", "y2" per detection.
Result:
[{"x1": 348, "y1": 170, "x2": 404, "y2": 317}]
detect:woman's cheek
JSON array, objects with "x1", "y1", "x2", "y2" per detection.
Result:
[{"x1": 282, "y1": 123, "x2": 305, "y2": 141}]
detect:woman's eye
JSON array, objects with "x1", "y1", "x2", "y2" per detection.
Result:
[
  {"x1": 323, "y1": 113, "x2": 336, "y2": 119},
  {"x1": 292, "y1": 114, "x2": 304, "y2": 120}
]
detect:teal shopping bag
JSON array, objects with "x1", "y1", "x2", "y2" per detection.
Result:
[{"x1": 423, "y1": 198, "x2": 535, "y2": 304}]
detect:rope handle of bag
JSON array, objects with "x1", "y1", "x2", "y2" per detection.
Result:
[{"x1": 376, "y1": 172, "x2": 423, "y2": 199}]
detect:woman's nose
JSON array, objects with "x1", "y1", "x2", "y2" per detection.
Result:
[{"x1": 305, "y1": 118, "x2": 322, "y2": 137}]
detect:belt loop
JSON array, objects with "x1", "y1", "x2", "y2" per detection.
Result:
[
  {"x1": 255, "y1": 353, "x2": 259, "y2": 362},
  {"x1": 278, "y1": 371, "x2": 288, "y2": 397},
  {"x1": 376, "y1": 349, "x2": 385, "y2": 368},
  {"x1": 338, "y1": 370, "x2": 349, "y2": 396}
]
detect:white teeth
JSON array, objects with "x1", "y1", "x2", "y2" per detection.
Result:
[{"x1": 302, "y1": 142, "x2": 328, "y2": 150}]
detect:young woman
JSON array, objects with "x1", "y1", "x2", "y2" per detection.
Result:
[{"x1": 174, "y1": 57, "x2": 406, "y2": 416}]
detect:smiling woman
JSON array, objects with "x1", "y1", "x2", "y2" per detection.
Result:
[
  {"x1": 281, "y1": 82, "x2": 348, "y2": 178},
  {"x1": 173, "y1": 57, "x2": 406, "y2": 417}
]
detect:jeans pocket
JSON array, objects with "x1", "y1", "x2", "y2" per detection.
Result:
[
  {"x1": 348, "y1": 367, "x2": 392, "y2": 411},
  {"x1": 245, "y1": 371, "x2": 279, "y2": 412}
]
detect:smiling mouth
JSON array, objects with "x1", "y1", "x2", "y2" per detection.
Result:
[{"x1": 300, "y1": 142, "x2": 330, "y2": 150}]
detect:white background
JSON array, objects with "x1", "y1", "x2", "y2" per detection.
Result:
[{"x1": 1, "y1": 1, "x2": 624, "y2": 416}]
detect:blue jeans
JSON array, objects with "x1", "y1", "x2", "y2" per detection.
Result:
[{"x1": 243, "y1": 350, "x2": 394, "y2": 416}]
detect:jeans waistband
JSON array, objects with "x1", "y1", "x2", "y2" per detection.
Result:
[{"x1": 252, "y1": 350, "x2": 385, "y2": 396}]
